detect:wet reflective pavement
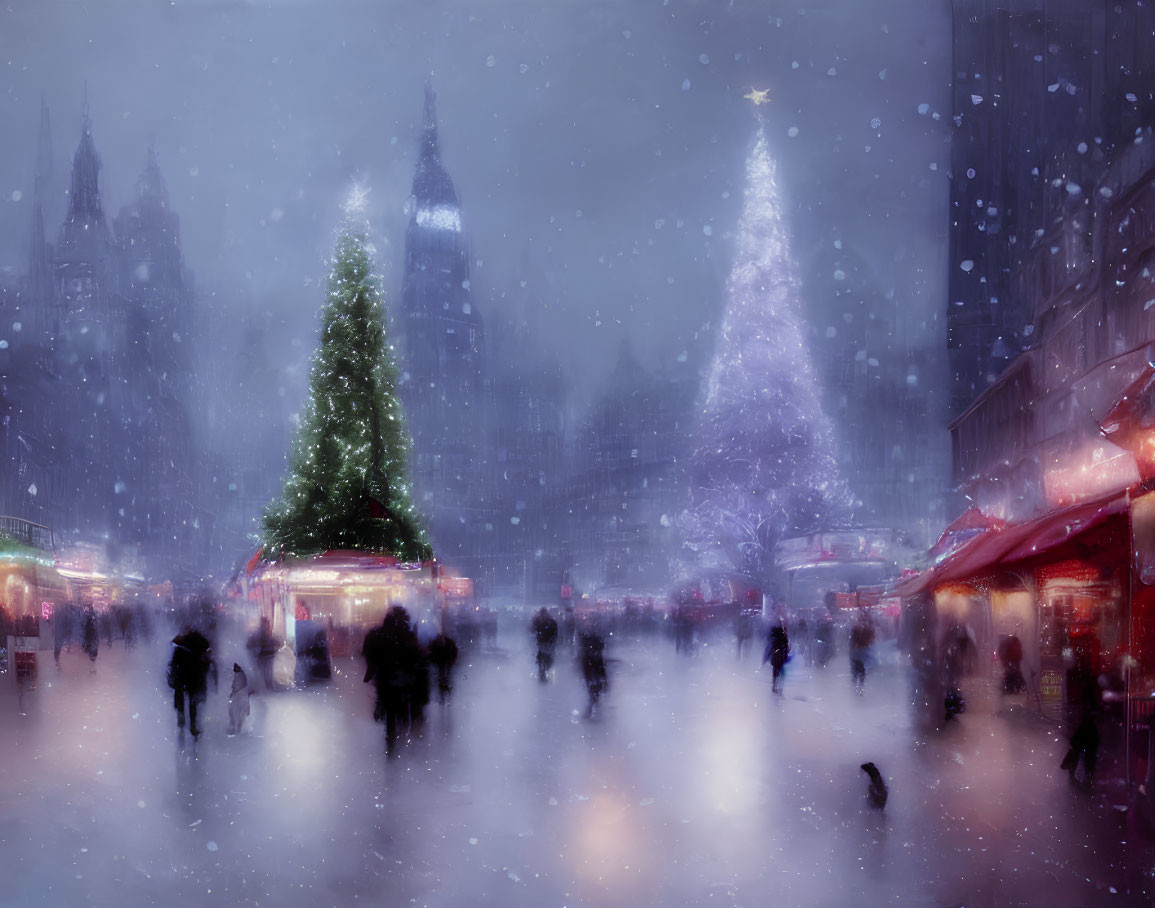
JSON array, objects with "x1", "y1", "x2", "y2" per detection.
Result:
[{"x1": 2, "y1": 626, "x2": 1153, "y2": 907}]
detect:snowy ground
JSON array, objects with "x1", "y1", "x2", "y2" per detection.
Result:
[{"x1": 2, "y1": 623, "x2": 1153, "y2": 907}]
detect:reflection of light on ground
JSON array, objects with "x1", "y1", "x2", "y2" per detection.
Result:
[
  {"x1": 268, "y1": 695, "x2": 333, "y2": 789},
  {"x1": 700, "y1": 692, "x2": 761, "y2": 816},
  {"x1": 567, "y1": 765, "x2": 651, "y2": 896}
]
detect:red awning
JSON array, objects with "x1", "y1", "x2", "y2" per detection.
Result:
[
  {"x1": 927, "y1": 507, "x2": 1005, "y2": 563},
  {"x1": 898, "y1": 490, "x2": 1130, "y2": 598}
]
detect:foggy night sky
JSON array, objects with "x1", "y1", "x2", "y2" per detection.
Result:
[{"x1": 0, "y1": 0, "x2": 952, "y2": 415}]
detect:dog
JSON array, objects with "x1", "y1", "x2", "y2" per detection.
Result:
[
  {"x1": 227, "y1": 663, "x2": 252, "y2": 735},
  {"x1": 860, "y1": 761, "x2": 888, "y2": 809}
]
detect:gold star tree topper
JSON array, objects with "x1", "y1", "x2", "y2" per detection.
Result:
[{"x1": 744, "y1": 88, "x2": 771, "y2": 106}]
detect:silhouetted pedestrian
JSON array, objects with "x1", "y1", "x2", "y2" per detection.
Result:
[
  {"x1": 764, "y1": 623, "x2": 790, "y2": 693},
  {"x1": 580, "y1": 631, "x2": 608, "y2": 718},
  {"x1": 82, "y1": 607, "x2": 99, "y2": 667},
  {"x1": 428, "y1": 632, "x2": 459, "y2": 702},
  {"x1": 1061, "y1": 711, "x2": 1100, "y2": 786},
  {"x1": 246, "y1": 617, "x2": 280, "y2": 691},
  {"x1": 363, "y1": 607, "x2": 429, "y2": 753},
  {"x1": 734, "y1": 611, "x2": 754, "y2": 659},
  {"x1": 167, "y1": 627, "x2": 217, "y2": 737},
  {"x1": 115, "y1": 605, "x2": 134, "y2": 649},
  {"x1": 814, "y1": 615, "x2": 835, "y2": 668},
  {"x1": 999, "y1": 634, "x2": 1025, "y2": 695},
  {"x1": 860, "y1": 761, "x2": 889, "y2": 809},
  {"x1": 531, "y1": 607, "x2": 559, "y2": 681},
  {"x1": 849, "y1": 612, "x2": 875, "y2": 693},
  {"x1": 793, "y1": 617, "x2": 810, "y2": 665}
]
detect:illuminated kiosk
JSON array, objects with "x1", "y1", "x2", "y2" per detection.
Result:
[
  {"x1": 775, "y1": 529, "x2": 915, "y2": 615},
  {"x1": 1, "y1": 517, "x2": 70, "y2": 672},
  {"x1": 245, "y1": 551, "x2": 441, "y2": 654}
]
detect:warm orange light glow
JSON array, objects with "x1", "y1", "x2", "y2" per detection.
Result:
[{"x1": 1044, "y1": 445, "x2": 1138, "y2": 507}]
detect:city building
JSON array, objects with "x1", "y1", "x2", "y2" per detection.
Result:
[
  {"x1": 0, "y1": 97, "x2": 205, "y2": 581},
  {"x1": 947, "y1": 0, "x2": 1155, "y2": 416},
  {"x1": 556, "y1": 342, "x2": 697, "y2": 595},
  {"x1": 395, "y1": 80, "x2": 489, "y2": 575},
  {"x1": 909, "y1": 86, "x2": 1155, "y2": 784},
  {"x1": 486, "y1": 305, "x2": 568, "y2": 600},
  {"x1": 803, "y1": 234, "x2": 947, "y2": 546}
]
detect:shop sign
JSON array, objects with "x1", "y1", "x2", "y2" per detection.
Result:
[
  {"x1": 776, "y1": 530, "x2": 892, "y2": 571},
  {"x1": 1035, "y1": 560, "x2": 1103, "y2": 586},
  {"x1": 1040, "y1": 669, "x2": 1064, "y2": 707},
  {"x1": 438, "y1": 577, "x2": 473, "y2": 597}
]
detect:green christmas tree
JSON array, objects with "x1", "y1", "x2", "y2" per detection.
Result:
[{"x1": 262, "y1": 214, "x2": 431, "y2": 562}]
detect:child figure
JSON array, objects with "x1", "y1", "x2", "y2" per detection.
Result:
[{"x1": 227, "y1": 663, "x2": 252, "y2": 736}]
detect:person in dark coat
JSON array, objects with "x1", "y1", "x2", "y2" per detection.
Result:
[
  {"x1": 363, "y1": 607, "x2": 429, "y2": 753},
  {"x1": 246, "y1": 618, "x2": 280, "y2": 691},
  {"x1": 1061, "y1": 711, "x2": 1100, "y2": 786},
  {"x1": 531, "y1": 607, "x2": 559, "y2": 681},
  {"x1": 168, "y1": 627, "x2": 217, "y2": 737},
  {"x1": 999, "y1": 634, "x2": 1025, "y2": 695},
  {"x1": 850, "y1": 612, "x2": 876, "y2": 693},
  {"x1": 579, "y1": 631, "x2": 609, "y2": 719},
  {"x1": 82, "y1": 607, "x2": 100, "y2": 666},
  {"x1": 428, "y1": 632, "x2": 459, "y2": 703},
  {"x1": 763, "y1": 623, "x2": 790, "y2": 694}
]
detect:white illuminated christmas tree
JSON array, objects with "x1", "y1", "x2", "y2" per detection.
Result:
[{"x1": 684, "y1": 113, "x2": 849, "y2": 582}]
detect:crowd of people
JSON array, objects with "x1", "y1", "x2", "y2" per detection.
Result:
[{"x1": 23, "y1": 591, "x2": 1111, "y2": 790}]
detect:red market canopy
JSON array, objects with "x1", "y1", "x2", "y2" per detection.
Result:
[
  {"x1": 927, "y1": 507, "x2": 1005, "y2": 563},
  {"x1": 898, "y1": 490, "x2": 1130, "y2": 598}
]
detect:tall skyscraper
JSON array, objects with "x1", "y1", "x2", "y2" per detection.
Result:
[
  {"x1": 54, "y1": 107, "x2": 124, "y2": 541},
  {"x1": 112, "y1": 147, "x2": 200, "y2": 570},
  {"x1": 397, "y1": 80, "x2": 488, "y2": 568}
]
